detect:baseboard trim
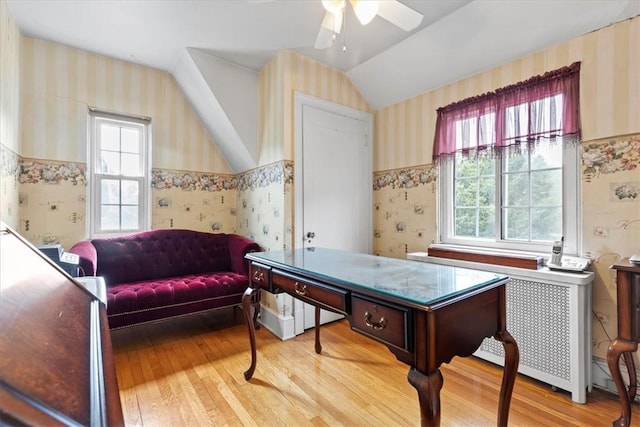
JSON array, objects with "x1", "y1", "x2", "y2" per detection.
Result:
[
  {"x1": 592, "y1": 356, "x2": 640, "y2": 402},
  {"x1": 258, "y1": 305, "x2": 295, "y2": 341}
]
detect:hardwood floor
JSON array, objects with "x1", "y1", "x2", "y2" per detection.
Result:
[{"x1": 111, "y1": 308, "x2": 625, "y2": 426}]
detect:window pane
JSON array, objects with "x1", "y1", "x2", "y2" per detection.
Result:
[
  {"x1": 455, "y1": 208, "x2": 477, "y2": 237},
  {"x1": 478, "y1": 207, "x2": 495, "y2": 238},
  {"x1": 121, "y1": 206, "x2": 139, "y2": 229},
  {"x1": 455, "y1": 178, "x2": 476, "y2": 207},
  {"x1": 121, "y1": 180, "x2": 139, "y2": 205},
  {"x1": 477, "y1": 157, "x2": 495, "y2": 175},
  {"x1": 121, "y1": 127, "x2": 140, "y2": 153},
  {"x1": 531, "y1": 143, "x2": 562, "y2": 169},
  {"x1": 455, "y1": 157, "x2": 476, "y2": 178},
  {"x1": 504, "y1": 150, "x2": 528, "y2": 173},
  {"x1": 504, "y1": 172, "x2": 529, "y2": 206},
  {"x1": 121, "y1": 153, "x2": 141, "y2": 176},
  {"x1": 531, "y1": 169, "x2": 562, "y2": 206},
  {"x1": 100, "y1": 124, "x2": 120, "y2": 151},
  {"x1": 531, "y1": 207, "x2": 562, "y2": 241},
  {"x1": 101, "y1": 179, "x2": 120, "y2": 204},
  {"x1": 100, "y1": 151, "x2": 120, "y2": 174},
  {"x1": 101, "y1": 205, "x2": 120, "y2": 230},
  {"x1": 478, "y1": 177, "x2": 495, "y2": 207},
  {"x1": 503, "y1": 207, "x2": 529, "y2": 240}
]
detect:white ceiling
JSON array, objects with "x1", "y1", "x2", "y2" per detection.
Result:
[{"x1": 8, "y1": 0, "x2": 640, "y2": 110}]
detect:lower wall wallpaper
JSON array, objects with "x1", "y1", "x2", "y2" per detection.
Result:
[
  {"x1": 15, "y1": 159, "x2": 241, "y2": 250},
  {"x1": 372, "y1": 164, "x2": 437, "y2": 258},
  {"x1": 0, "y1": 144, "x2": 20, "y2": 228}
]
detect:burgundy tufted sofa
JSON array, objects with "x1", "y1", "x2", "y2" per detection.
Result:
[{"x1": 69, "y1": 229, "x2": 261, "y2": 329}]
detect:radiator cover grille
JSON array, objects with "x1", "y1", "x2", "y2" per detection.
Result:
[{"x1": 479, "y1": 278, "x2": 571, "y2": 381}]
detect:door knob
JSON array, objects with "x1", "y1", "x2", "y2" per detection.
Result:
[{"x1": 306, "y1": 232, "x2": 315, "y2": 239}]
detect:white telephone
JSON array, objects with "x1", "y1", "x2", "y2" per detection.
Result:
[
  {"x1": 546, "y1": 237, "x2": 591, "y2": 272},
  {"x1": 549, "y1": 237, "x2": 564, "y2": 265}
]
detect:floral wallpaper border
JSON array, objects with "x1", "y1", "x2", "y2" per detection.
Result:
[
  {"x1": 19, "y1": 158, "x2": 86, "y2": 185},
  {"x1": 13, "y1": 134, "x2": 639, "y2": 192},
  {"x1": 373, "y1": 164, "x2": 437, "y2": 191},
  {"x1": 582, "y1": 135, "x2": 640, "y2": 180},
  {"x1": 15, "y1": 157, "x2": 296, "y2": 194},
  {"x1": 151, "y1": 169, "x2": 235, "y2": 192},
  {"x1": 236, "y1": 161, "x2": 293, "y2": 191}
]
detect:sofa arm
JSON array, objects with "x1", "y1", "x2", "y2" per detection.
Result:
[
  {"x1": 227, "y1": 234, "x2": 261, "y2": 276},
  {"x1": 68, "y1": 241, "x2": 97, "y2": 277}
]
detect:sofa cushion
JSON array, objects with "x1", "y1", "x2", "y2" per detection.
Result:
[
  {"x1": 92, "y1": 229, "x2": 233, "y2": 286},
  {"x1": 107, "y1": 272, "x2": 249, "y2": 316}
]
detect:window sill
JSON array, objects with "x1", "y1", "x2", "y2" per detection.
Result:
[{"x1": 426, "y1": 244, "x2": 545, "y2": 270}]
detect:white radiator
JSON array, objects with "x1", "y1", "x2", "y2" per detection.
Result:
[{"x1": 407, "y1": 252, "x2": 594, "y2": 403}]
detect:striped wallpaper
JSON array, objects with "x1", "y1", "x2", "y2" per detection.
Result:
[
  {"x1": 258, "y1": 49, "x2": 371, "y2": 164},
  {"x1": 20, "y1": 37, "x2": 232, "y2": 174},
  {"x1": 0, "y1": 0, "x2": 20, "y2": 155},
  {"x1": 0, "y1": 0, "x2": 21, "y2": 228},
  {"x1": 375, "y1": 16, "x2": 640, "y2": 172}
]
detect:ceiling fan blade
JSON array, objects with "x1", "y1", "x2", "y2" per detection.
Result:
[
  {"x1": 314, "y1": 10, "x2": 343, "y2": 49},
  {"x1": 377, "y1": 0, "x2": 423, "y2": 31}
]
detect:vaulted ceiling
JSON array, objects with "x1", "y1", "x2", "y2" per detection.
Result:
[{"x1": 7, "y1": 0, "x2": 640, "y2": 172}]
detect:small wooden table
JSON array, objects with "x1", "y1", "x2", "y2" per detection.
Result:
[
  {"x1": 607, "y1": 259, "x2": 640, "y2": 427},
  {"x1": 242, "y1": 248, "x2": 519, "y2": 427}
]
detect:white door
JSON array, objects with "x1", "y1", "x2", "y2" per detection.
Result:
[{"x1": 294, "y1": 93, "x2": 372, "y2": 332}]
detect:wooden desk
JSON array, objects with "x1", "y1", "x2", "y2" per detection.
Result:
[
  {"x1": 607, "y1": 260, "x2": 640, "y2": 427},
  {"x1": 0, "y1": 224, "x2": 123, "y2": 426},
  {"x1": 242, "y1": 248, "x2": 519, "y2": 427}
]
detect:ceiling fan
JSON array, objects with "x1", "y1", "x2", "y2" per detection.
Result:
[{"x1": 314, "y1": 0, "x2": 424, "y2": 49}]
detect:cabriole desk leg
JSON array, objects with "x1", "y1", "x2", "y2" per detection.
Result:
[
  {"x1": 607, "y1": 338, "x2": 638, "y2": 427},
  {"x1": 315, "y1": 306, "x2": 322, "y2": 354},
  {"x1": 407, "y1": 368, "x2": 443, "y2": 427},
  {"x1": 494, "y1": 330, "x2": 520, "y2": 427},
  {"x1": 242, "y1": 286, "x2": 259, "y2": 380}
]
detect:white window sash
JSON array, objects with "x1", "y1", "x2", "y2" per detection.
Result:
[
  {"x1": 438, "y1": 142, "x2": 580, "y2": 256},
  {"x1": 88, "y1": 110, "x2": 151, "y2": 238}
]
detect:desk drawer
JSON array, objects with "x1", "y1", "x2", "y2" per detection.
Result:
[
  {"x1": 250, "y1": 263, "x2": 271, "y2": 289},
  {"x1": 272, "y1": 270, "x2": 348, "y2": 313},
  {"x1": 351, "y1": 295, "x2": 410, "y2": 351}
]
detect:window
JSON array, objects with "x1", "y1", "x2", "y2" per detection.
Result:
[
  {"x1": 434, "y1": 63, "x2": 581, "y2": 255},
  {"x1": 89, "y1": 110, "x2": 151, "y2": 236}
]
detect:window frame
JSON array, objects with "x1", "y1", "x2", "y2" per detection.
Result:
[
  {"x1": 438, "y1": 131, "x2": 581, "y2": 257},
  {"x1": 88, "y1": 109, "x2": 152, "y2": 238}
]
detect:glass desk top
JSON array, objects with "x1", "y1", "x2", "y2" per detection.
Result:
[{"x1": 247, "y1": 248, "x2": 508, "y2": 306}]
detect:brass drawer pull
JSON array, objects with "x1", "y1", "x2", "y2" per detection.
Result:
[
  {"x1": 294, "y1": 282, "x2": 307, "y2": 296},
  {"x1": 253, "y1": 271, "x2": 264, "y2": 282},
  {"x1": 364, "y1": 311, "x2": 387, "y2": 330}
]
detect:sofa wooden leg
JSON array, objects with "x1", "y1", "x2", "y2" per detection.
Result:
[{"x1": 242, "y1": 286, "x2": 258, "y2": 380}]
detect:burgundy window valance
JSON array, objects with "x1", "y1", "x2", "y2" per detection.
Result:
[{"x1": 432, "y1": 62, "x2": 581, "y2": 162}]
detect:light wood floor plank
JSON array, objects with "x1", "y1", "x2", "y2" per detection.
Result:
[{"x1": 111, "y1": 308, "x2": 627, "y2": 426}]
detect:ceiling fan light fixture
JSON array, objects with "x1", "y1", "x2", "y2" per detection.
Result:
[
  {"x1": 321, "y1": 0, "x2": 346, "y2": 15},
  {"x1": 350, "y1": 0, "x2": 379, "y2": 26}
]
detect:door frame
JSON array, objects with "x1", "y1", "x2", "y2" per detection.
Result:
[{"x1": 293, "y1": 92, "x2": 373, "y2": 252}]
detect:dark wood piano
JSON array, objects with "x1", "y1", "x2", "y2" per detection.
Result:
[{"x1": 0, "y1": 223, "x2": 123, "y2": 426}]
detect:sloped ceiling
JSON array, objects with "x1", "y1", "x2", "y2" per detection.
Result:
[{"x1": 6, "y1": 0, "x2": 640, "y2": 173}]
